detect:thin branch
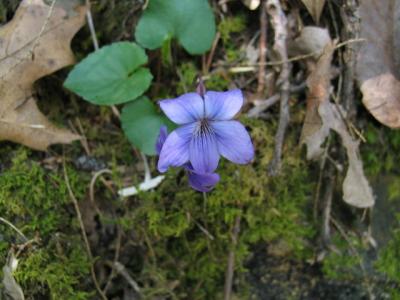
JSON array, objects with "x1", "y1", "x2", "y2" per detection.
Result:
[
  {"x1": 223, "y1": 215, "x2": 241, "y2": 300},
  {"x1": 85, "y1": 1, "x2": 99, "y2": 51},
  {"x1": 266, "y1": 0, "x2": 291, "y2": 176},
  {"x1": 105, "y1": 261, "x2": 141, "y2": 294},
  {"x1": 0, "y1": 217, "x2": 28, "y2": 243},
  {"x1": 247, "y1": 83, "x2": 306, "y2": 118},
  {"x1": 257, "y1": 1, "x2": 267, "y2": 94},
  {"x1": 63, "y1": 158, "x2": 108, "y2": 300},
  {"x1": 205, "y1": 32, "x2": 221, "y2": 74}
]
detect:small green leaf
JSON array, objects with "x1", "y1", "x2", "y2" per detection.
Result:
[
  {"x1": 121, "y1": 97, "x2": 172, "y2": 155},
  {"x1": 64, "y1": 42, "x2": 153, "y2": 105},
  {"x1": 134, "y1": 0, "x2": 216, "y2": 55}
]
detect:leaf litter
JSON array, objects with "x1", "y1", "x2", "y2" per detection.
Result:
[
  {"x1": 301, "y1": 40, "x2": 375, "y2": 208},
  {"x1": 0, "y1": 0, "x2": 86, "y2": 150}
]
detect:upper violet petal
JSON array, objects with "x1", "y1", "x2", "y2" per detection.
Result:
[
  {"x1": 159, "y1": 93, "x2": 204, "y2": 124},
  {"x1": 188, "y1": 171, "x2": 220, "y2": 192},
  {"x1": 189, "y1": 128, "x2": 220, "y2": 173},
  {"x1": 212, "y1": 120, "x2": 254, "y2": 164},
  {"x1": 155, "y1": 125, "x2": 168, "y2": 155},
  {"x1": 204, "y1": 89, "x2": 244, "y2": 121},
  {"x1": 157, "y1": 123, "x2": 195, "y2": 172}
]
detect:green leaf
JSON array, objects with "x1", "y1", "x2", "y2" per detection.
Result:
[
  {"x1": 134, "y1": 0, "x2": 216, "y2": 55},
  {"x1": 121, "y1": 97, "x2": 173, "y2": 155},
  {"x1": 64, "y1": 42, "x2": 153, "y2": 105}
]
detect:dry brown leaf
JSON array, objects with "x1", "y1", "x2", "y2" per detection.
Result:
[
  {"x1": 301, "y1": 0, "x2": 326, "y2": 23},
  {"x1": 0, "y1": 0, "x2": 86, "y2": 151},
  {"x1": 302, "y1": 42, "x2": 375, "y2": 208},
  {"x1": 241, "y1": 0, "x2": 260, "y2": 10},
  {"x1": 356, "y1": 0, "x2": 400, "y2": 128},
  {"x1": 1, "y1": 254, "x2": 24, "y2": 300},
  {"x1": 288, "y1": 26, "x2": 331, "y2": 59}
]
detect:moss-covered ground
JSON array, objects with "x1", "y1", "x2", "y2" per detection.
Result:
[{"x1": 1, "y1": 2, "x2": 400, "y2": 300}]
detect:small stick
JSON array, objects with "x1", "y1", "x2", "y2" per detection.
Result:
[
  {"x1": 63, "y1": 157, "x2": 108, "y2": 300},
  {"x1": 257, "y1": 1, "x2": 267, "y2": 95},
  {"x1": 205, "y1": 32, "x2": 221, "y2": 74},
  {"x1": 85, "y1": 0, "x2": 99, "y2": 51},
  {"x1": 266, "y1": 0, "x2": 291, "y2": 176},
  {"x1": 105, "y1": 261, "x2": 141, "y2": 293},
  {"x1": 247, "y1": 82, "x2": 306, "y2": 118},
  {"x1": 0, "y1": 217, "x2": 28, "y2": 243},
  {"x1": 223, "y1": 215, "x2": 241, "y2": 300},
  {"x1": 103, "y1": 227, "x2": 122, "y2": 294},
  {"x1": 321, "y1": 166, "x2": 335, "y2": 247}
]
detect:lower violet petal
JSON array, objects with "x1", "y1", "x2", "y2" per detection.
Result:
[
  {"x1": 157, "y1": 123, "x2": 195, "y2": 172},
  {"x1": 155, "y1": 125, "x2": 168, "y2": 155},
  {"x1": 212, "y1": 120, "x2": 254, "y2": 164},
  {"x1": 188, "y1": 170, "x2": 220, "y2": 192},
  {"x1": 189, "y1": 128, "x2": 220, "y2": 173}
]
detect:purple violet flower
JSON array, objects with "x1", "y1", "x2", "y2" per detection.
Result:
[
  {"x1": 156, "y1": 125, "x2": 220, "y2": 192},
  {"x1": 156, "y1": 88, "x2": 254, "y2": 187}
]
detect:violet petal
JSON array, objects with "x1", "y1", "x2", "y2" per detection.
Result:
[
  {"x1": 212, "y1": 120, "x2": 254, "y2": 164},
  {"x1": 159, "y1": 93, "x2": 204, "y2": 124},
  {"x1": 189, "y1": 128, "x2": 220, "y2": 173},
  {"x1": 157, "y1": 123, "x2": 195, "y2": 172},
  {"x1": 204, "y1": 89, "x2": 243, "y2": 121},
  {"x1": 155, "y1": 125, "x2": 168, "y2": 155}
]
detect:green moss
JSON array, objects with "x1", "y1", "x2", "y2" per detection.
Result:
[
  {"x1": 362, "y1": 123, "x2": 400, "y2": 176},
  {"x1": 321, "y1": 234, "x2": 363, "y2": 281},
  {"x1": 375, "y1": 214, "x2": 400, "y2": 297},
  {"x1": 218, "y1": 15, "x2": 246, "y2": 44},
  {"x1": 15, "y1": 239, "x2": 92, "y2": 300},
  {"x1": 0, "y1": 147, "x2": 92, "y2": 299}
]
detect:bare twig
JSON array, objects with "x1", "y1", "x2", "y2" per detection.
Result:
[
  {"x1": 217, "y1": 38, "x2": 365, "y2": 71},
  {"x1": 266, "y1": 0, "x2": 291, "y2": 176},
  {"x1": 247, "y1": 82, "x2": 306, "y2": 118},
  {"x1": 105, "y1": 261, "x2": 141, "y2": 294},
  {"x1": 321, "y1": 167, "x2": 335, "y2": 247},
  {"x1": 63, "y1": 158, "x2": 108, "y2": 300},
  {"x1": 223, "y1": 215, "x2": 241, "y2": 300},
  {"x1": 0, "y1": 217, "x2": 28, "y2": 243},
  {"x1": 340, "y1": 0, "x2": 360, "y2": 120},
  {"x1": 85, "y1": 0, "x2": 99, "y2": 51},
  {"x1": 205, "y1": 32, "x2": 221, "y2": 74},
  {"x1": 103, "y1": 227, "x2": 122, "y2": 294},
  {"x1": 89, "y1": 169, "x2": 113, "y2": 217},
  {"x1": 331, "y1": 218, "x2": 375, "y2": 300},
  {"x1": 257, "y1": 1, "x2": 267, "y2": 94}
]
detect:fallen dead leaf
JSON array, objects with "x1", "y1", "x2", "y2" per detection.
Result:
[
  {"x1": 301, "y1": 42, "x2": 375, "y2": 208},
  {"x1": 1, "y1": 254, "x2": 24, "y2": 300},
  {"x1": 356, "y1": 0, "x2": 400, "y2": 128},
  {"x1": 288, "y1": 26, "x2": 331, "y2": 59},
  {"x1": 0, "y1": 0, "x2": 86, "y2": 151},
  {"x1": 301, "y1": 0, "x2": 326, "y2": 23}
]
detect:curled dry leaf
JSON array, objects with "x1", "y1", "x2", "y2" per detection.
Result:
[
  {"x1": 356, "y1": 0, "x2": 400, "y2": 128},
  {"x1": 301, "y1": 42, "x2": 375, "y2": 208},
  {"x1": 301, "y1": 0, "x2": 326, "y2": 23},
  {"x1": 241, "y1": 0, "x2": 261, "y2": 10},
  {"x1": 288, "y1": 26, "x2": 331, "y2": 59},
  {"x1": 1, "y1": 254, "x2": 25, "y2": 300},
  {"x1": 0, "y1": 0, "x2": 86, "y2": 151}
]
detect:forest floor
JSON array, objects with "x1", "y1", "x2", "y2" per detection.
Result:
[{"x1": 0, "y1": 1, "x2": 400, "y2": 299}]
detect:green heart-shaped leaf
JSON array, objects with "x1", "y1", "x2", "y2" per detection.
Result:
[
  {"x1": 121, "y1": 96, "x2": 173, "y2": 155},
  {"x1": 134, "y1": 0, "x2": 216, "y2": 55},
  {"x1": 64, "y1": 42, "x2": 152, "y2": 105}
]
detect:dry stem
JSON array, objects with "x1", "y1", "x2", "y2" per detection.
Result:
[
  {"x1": 266, "y1": 0, "x2": 291, "y2": 176},
  {"x1": 223, "y1": 215, "x2": 241, "y2": 300}
]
